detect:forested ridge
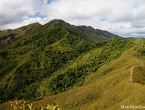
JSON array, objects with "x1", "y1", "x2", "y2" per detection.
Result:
[{"x1": 0, "y1": 19, "x2": 142, "y2": 108}]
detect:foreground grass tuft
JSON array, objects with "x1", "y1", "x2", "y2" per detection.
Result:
[{"x1": 11, "y1": 100, "x2": 61, "y2": 110}]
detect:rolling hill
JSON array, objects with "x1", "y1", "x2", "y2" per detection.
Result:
[
  {"x1": 32, "y1": 47, "x2": 145, "y2": 110},
  {"x1": 0, "y1": 19, "x2": 145, "y2": 110}
]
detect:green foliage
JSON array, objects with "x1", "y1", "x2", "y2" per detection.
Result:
[
  {"x1": 48, "y1": 37, "x2": 133, "y2": 94},
  {"x1": 43, "y1": 104, "x2": 61, "y2": 110},
  {"x1": 11, "y1": 100, "x2": 34, "y2": 110},
  {"x1": 0, "y1": 59, "x2": 17, "y2": 79},
  {"x1": 10, "y1": 100, "x2": 61, "y2": 110},
  {"x1": 0, "y1": 19, "x2": 135, "y2": 104},
  {"x1": 1, "y1": 20, "x2": 145, "y2": 110},
  {"x1": 0, "y1": 37, "x2": 133, "y2": 102},
  {"x1": 133, "y1": 38, "x2": 145, "y2": 57}
]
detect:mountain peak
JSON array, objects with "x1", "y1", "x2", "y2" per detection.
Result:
[
  {"x1": 43, "y1": 19, "x2": 68, "y2": 28},
  {"x1": 49, "y1": 19, "x2": 66, "y2": 23}
]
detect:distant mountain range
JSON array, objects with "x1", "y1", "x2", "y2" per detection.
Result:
[
  {"x1": 0, "y1": 19, "x2": 145, "y2": 110},
  {"x1": 0, "y1": 19, "x2": 117, "y2": 45}
]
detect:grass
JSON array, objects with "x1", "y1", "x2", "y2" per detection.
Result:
[
  {"x1": 1, "y1": 40, "x2": 145, "y2": 110},
  {"x1": 1, "y1": 20, "x2": 145, "y2": 110},
  {"x1": 131, "y1": 65, "x2": 145, "y2": 84},
  {"x1": 32, "y1": 47, "x2": 145, "y2": 110},
  {"x1": 0, "y1": 99, "x2": 61, "y2": 110}
]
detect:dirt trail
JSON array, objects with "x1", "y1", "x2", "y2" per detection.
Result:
[{"x1": 130, "y1": 65, "x2": 138, "y2": 83}]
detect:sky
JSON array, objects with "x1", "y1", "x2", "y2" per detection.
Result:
[{"x1": 0, "y1": 0, "x2": 145, "y2": 37}]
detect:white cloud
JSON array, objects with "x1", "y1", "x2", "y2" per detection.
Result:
[{"x1": 0, "y1": 0, "x2": 145, "y2": 37}]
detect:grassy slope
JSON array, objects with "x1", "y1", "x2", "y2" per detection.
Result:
[
  {"x1": 0, "y1": 19, "x2": 119, "y2": 103},
  {"x1": 0, "y1": 39, "x2": 145, "y2": 110},
  {"x1": 1, "y1": 20, "x2": 145, "y2": 110},
  {"x1": 32, "y1": 45, "x2": 145, "y2": 110}
]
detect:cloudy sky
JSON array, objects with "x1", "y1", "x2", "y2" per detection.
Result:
[{"x1": 0, "y1": 0, "x2": 145, "y2": 37}]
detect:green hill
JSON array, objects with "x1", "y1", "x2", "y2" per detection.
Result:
[
  {"x1": 31, "y1": 46, "x2": 145, "y2": 110},
  {"x1": 0, "y1": 19, "x2": 145, "y2": 110},
  {"x1": 0, "y1": 22, "x2": 40, "y2": 46}
]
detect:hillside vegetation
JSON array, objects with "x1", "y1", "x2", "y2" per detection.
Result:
[
  {"x1": 32, "y1": 46, "x2": 145, "y2": 110},
  {"x1": 0, "y1": 19, "x2": 145, "y2": 110}
]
